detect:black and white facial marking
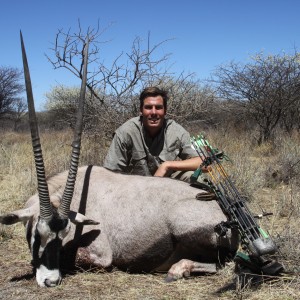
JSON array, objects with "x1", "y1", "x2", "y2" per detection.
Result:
[{"x1": 29, "y1": 213, "x2": 71, "y2": 287}]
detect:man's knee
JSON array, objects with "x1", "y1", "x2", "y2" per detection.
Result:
[{"x1": 170, "y1": 170, "x2": 194, "y2": 183}]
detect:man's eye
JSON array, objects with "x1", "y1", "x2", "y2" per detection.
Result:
[{"x1": 143, "y1": 105, "x2": 164, "y2": 110}]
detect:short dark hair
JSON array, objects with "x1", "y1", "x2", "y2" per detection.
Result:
[{"x1": 139, "y1": 87, "x2": 168, "y2": 111}]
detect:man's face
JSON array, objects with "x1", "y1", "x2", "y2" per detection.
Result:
[{"x1": 141, "y1": 96, "x2": 166, "y2": 136}]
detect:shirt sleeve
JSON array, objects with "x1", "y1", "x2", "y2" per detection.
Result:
[
  {"x1": 179, "y1": 129, "x2": 198, "y2": 160},
  {"x1": 103, "y1": 132, "x2": 130, "y2": 172}
]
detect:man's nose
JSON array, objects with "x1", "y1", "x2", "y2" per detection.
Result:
[{"x1": 151, "y1": 107, "x2": 157, "y2": 114}]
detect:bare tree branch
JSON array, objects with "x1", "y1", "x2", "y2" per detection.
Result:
[{"x1": 213, "y1": 52, "x2": 300, "y2": 143}]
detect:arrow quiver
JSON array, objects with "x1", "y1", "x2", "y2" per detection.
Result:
[{"x1": 191, "y1": 134, "x2": 284, "y2": 275}]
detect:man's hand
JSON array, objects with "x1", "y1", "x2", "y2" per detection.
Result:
[{"x1": 201, "y1": 165, "x2": 211, "y2": 173}]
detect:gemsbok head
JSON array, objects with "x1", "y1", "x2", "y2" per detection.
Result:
[{"x1": 0, "y1": 32, "x2": 94, "y2": 287}]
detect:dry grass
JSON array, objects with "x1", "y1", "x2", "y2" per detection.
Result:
[{"x1": 1, "y1": 128, "x2": 300, "y2": 299}]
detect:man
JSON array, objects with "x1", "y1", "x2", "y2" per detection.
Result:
[{"x1": 103, "y1": 86, "x2": 204, "y2": 182}]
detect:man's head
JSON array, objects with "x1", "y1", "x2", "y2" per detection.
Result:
[
  {"x1": 139, "y1": 87, "x2": 168, "y2": 111},
  {"x1": 139, "y1": 87, "x2": 168, "y2": 137}
]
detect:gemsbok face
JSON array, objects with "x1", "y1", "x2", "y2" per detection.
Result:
[{"x1": 29, "y1": 214, "x2": 70, "y2": 286}]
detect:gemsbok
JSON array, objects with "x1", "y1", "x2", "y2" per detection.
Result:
[{"x1": 0, "y1": 32, "x2": 239, "y2": 287}]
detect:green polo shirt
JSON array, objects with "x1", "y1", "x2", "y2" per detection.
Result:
[{"x1": 103, "y1": 116, "x2": 198, "y2": 176}]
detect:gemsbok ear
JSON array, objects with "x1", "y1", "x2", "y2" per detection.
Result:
[
  {"x1": 68, "y1": 211, "x2": 100, "y2": 226},
  {"x1": 0, "y1": 208, "x2": 35, "y2": 225}
]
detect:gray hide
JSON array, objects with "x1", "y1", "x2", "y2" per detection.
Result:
[{"x1": 26, "y1": 166, "x2": 239, "y2": 274}]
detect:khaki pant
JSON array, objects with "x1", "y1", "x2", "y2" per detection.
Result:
[{"x1": 171, "y1": 170, "x2": 210, "y2": 189}]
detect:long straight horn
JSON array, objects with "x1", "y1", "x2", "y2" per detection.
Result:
[
  {"x1": 58, "y1": 38, "x2": 89, "y2": 219},
  {"x1": 20, "y1": 31, "x2": 53, "y2": 221}
]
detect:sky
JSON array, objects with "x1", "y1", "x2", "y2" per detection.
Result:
[{"x1": 2, "y1": 0, "x2": 300, "y2": 110}]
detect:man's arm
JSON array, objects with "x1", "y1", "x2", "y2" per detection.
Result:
[
  {"x1": 153, "y1": 156, "x2": 203, "y2": 177},
  {"x1": 103, "y1": 133, "x2": 129, "y2": 172}
]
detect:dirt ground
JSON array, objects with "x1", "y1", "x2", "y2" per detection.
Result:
[{"x1": 0, "y1": 225, "x2": 299, "y2": 300}]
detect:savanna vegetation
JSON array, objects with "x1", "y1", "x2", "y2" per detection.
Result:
[
  {"x1": 1, "y1": 128, "x2": 300, "y2": 299},
  {"x1": 1, "y1": 23, "x2": 300, "y2": 299}
]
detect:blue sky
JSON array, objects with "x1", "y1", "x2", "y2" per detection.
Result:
[{"x1": 2, "y1": 0, "x2": 300, "y2": 110}]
